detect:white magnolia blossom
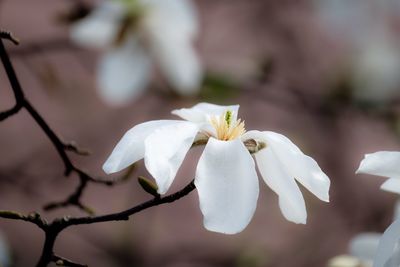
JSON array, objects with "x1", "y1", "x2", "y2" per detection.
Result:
[
  {"x1": 357, "y1": 151, "x2": 400, "y2": 195},
  {"x1": 103, "y1": 103, "x2": 331, "y2": 234},
  {"x1": 347, "y1": 216, "x2": 400, "y2": 267},
  {"x1": 356, "y1": 151, "x2": 400, "y2": 267},
  {"x1": 327, "y1": 202, "x2": 400, "y2": 267},
  {"x1": 315, "y1": 0, "x2": 400, "y2": 103},
  {"x1": 71, "y1": 0, "x2": 202, "y2": 106}
]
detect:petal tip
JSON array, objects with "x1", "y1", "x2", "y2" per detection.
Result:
[
  {"x1": 102, "y1": 162, "x2": 115, "y2": 174},
  {"x1": 203, "y1": 223, "x2": 244, "y2": 235}
]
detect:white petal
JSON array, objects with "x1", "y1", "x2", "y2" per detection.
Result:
[
  {"x1": 70, "y1": 2, "x2": 123, "y2": 49},
  {"x1": 103, "y1": 120, "x2": 178, "y2": 174},
  {"x1": 252, "y1": 137, "x2": 307, "y2": 224},
  {"x1": 393, "y1": 200, "x2": 400, "y2": 221},
  {"x1": 140, "y1": 0, "x2": 198, "y2": 38},
  {"x1": 380, "y1": 178, "x2": 400, "y2": 195},
  {"x1": 156, "y1": 37, "x2": 202, "y2": 95},
  {"x1": 172, "y1": 103, "x2": 240, "y2": 123},
  {"x1": 327, "y1": 255, "x2": 363, "y2": 267},
  {"x1": 195, "y1": 138, "x2": 259, "y2": 234},
  {"x1": 373, "y1": 219, "x2": 400, "y2": 267},
  {"x1": 144, "y1": 121, "x2": 199, "y2": 194},
  {"x1": 141, "y1": 0, "x2": 202, "y2": 94},
  {"x1": 244, "y1": 130, "x2": 330, "y2": 202},
  {"x1": 143, "y1": 23, "x2": 202, "y2": 95},
  {"x1": 357, "y1": 151, "x2": 400, "y2": 179},
  {"x1": 0, "y1": 231, "x2": 10, "y2": 267},
  {"x1": 349, "y1": 233, "x2": 381, "y2": 265},
  {"x1": 385, "y1": 245, "x2": 400, "y2": 267},
  {"x1": 97, "y1": 36, "x2": 151, "y2": 106}
]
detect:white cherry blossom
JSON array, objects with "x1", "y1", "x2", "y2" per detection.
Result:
[
  {"x1": 103, "y1": 103, "x2": 331, "y2": 234},
  {"x1": 70, "y1": 0, "x2": 202, "y2": 106}
]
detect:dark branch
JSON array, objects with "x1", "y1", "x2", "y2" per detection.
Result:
[
  {"x1": 0, "y1": 210, "x2": 46, "y2": 230},
  {"x1": 0, "y1": 30, "x2": 19, "y2": 45},
  {"x1": 65, "y1": 179, "x2": 196, "y2": 227},
  {"x1": 0, "y1": 180, "x2": 196, "y2": 267},
  {"x1": 0, "y1": 32, "x2": 130, "y2": 214},
  {"x1": 43, "y1": 165, "x2": 136, "y2": 213},
  {"x1": 52, "y1": 255, "x2": 88, "y2": 267}
]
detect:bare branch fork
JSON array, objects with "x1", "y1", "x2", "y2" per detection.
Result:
[
  {"x1": 0, "y1": 32, "x2": 130, "y2": 213},
  {"x1": 0, "y1": 180, "x2": 196, "y2": 267},
  {"x1": 0, "y1": 31, "x2": 199, "y2": 266}
]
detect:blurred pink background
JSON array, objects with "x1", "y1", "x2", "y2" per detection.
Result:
[{"x1": 1, "y1": 0, "x2": 400, "y2": 266}]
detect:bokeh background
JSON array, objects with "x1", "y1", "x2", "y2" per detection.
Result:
[{"x1": 1, "y1": 0, "x2": 400, "y2": 266}]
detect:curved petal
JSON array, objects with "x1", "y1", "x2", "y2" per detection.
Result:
[
  {"x1": 394, "y1": 200, "x2": 400, "y2": 220},
  {"x1": 103, "y1": 120, "x2": 179, "y2": 174},
  {"x1": 97, "y1": 36, "x2": 152, "y2": 106},
  {"x1": 141, "y1": 0, "x2": 202, "y2": 95},
  {"x1": 327, "y1": 255, "x2": 363, "y2": 267},
  {"x1": 349, "y1": 233, "x2": 381, "y2": 265},
  {"x1": 251, "y1": 136, "x2": 307, "y2": 224},
  {"x1": 172, "y1": 103, "x2": 240, "y2": 123},
  {"x1": 144, "y1": 121, "x2": 199, "y2": 194},
  {"x1": 244, "y1": 130, "x2": 330, "y2": 202},
  {"x1": 356, "y1": 151, "x2": 400, "y2": 179},
  {"x1": 0, "y1": 231, "x2": 10, "y2": 267},
  {"x1": 70, "y1": 2, "x2": 124, "y2": 49},
  {"x1": 195, "y1": 138, "x2": 259, "y2": 234},
  {"x1": 380, "y1": 178, "x2": 400, "y2": 195},
  {"x1": 140, "y1": 0, "x2": 198, "y2": 38},
  {"x1": 373, "y1": 219, "x2": 400, "y2": 267},
  {"x1": 144, "y1": 25, "x2": 202, "y2": 95}
]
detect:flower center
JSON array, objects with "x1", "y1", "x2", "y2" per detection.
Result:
[{"x1": 209, "y1": 110, "x2": 246, "y2": 141}]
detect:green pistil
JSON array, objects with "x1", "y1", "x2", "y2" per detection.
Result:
[{"x1": 224, "y1": 110, "x2": 232, "y2": 127}]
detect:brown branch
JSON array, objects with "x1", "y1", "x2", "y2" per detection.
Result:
[
  {"x1": 52, "y1": 255, "x2": 88, "y2": 267},
  {"x1": 43, "y1": 165, "x2": 136, "y2": 214},
  {"x1": 0, "y1": 32, "x2": 130, "y2": 213},
  {"x1": 0, "y1": 180, "x2": 196, "y2": 267},
  {"x1": 64, "y1": 179, "x2": 196, "y2": 227},
  {"x1": 0, "y1": 30, "x2": 19, "y2": 45}
]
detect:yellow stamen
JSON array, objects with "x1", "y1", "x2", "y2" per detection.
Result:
[{"x1": 210, "y1": 111, "x2": 246, "y2": 141}]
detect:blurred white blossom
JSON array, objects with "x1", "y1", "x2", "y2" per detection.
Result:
[
  {"x1": 0, "y1": 231, "x2": 11, "y2": 267},
  {"x1": 71, "y1": 0, "x2": 202, "y2": 106},
  {"x1": 314, "y1": 0, "x2": 400, "y2": 103},
  {"x1": 103, "y1": 103, "x2": 330, "y2": 234},
  {"x1": 355, "y1": 151, "x2": 400, "y2": 267},
  {"x1": 357, "y1": 151, "x2": 400, "y2": 194},
  {"x1": 327, "y1": 255, "x2": 364, "y2": 267}
]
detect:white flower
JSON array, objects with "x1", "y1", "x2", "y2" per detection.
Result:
[
  {"x1": 356, "y1": 151, "x2": 400, "y2": 195},
  {"x1": 356, "y1": 152, "x2": 400, "y2": 267},
  {"x1": 70, "y1": 0, "x2": 202, "y2": 106},
  {"x1": 328, "y1": 202, "x2": 400, "y2": 267},
  {"x1": 351, "y1": 33, "x2": 400, "y2": 104},
  {"x1": 103, "y1": 103, "x2": 331, "y2": 234},
  {"x1": 315, "y1": 0, "x2": 400, "y2": 103}
]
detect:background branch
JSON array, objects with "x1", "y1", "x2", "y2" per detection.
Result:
[
  {"x1": 0, "y1": 180, "x2": 196, "y2": 267},
  {"x1": 0, "y1": 33, "x2": 132, "y2": 213}
]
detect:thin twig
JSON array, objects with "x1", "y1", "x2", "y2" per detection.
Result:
[
  {"x1": 43, "y1": 165, "x2": 136, "y2": 213},
  {"x1": 65, "y1": 180, "x2": 196, "y2": 227},
  {"x1": 52, "y1": 255, "x2": 88, "y2": 267},
  {"x1": 0, "y1": 30, "x2": 19, "y2": 45},
  {"x1": 0, "y1": 180, "x2": 196, "y2": 267},
  {"x1": 0, "y1": 32, "x2": 130, "y2": 213}
]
